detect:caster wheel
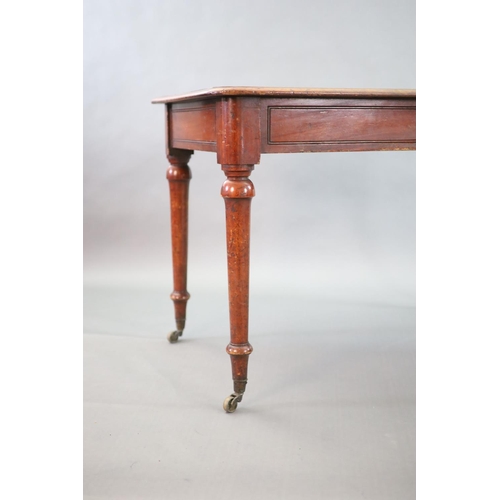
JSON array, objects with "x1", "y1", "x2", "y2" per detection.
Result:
[
  {"x1": 167, "y1": 330, "x2": 182, "y2": 343},
  {"x1": 223, "y1": 393, "x2": 241, "y2": 413}
]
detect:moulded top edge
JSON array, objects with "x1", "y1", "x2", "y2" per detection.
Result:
[{"x1": 151, "y1": 86, "x2": 416, "y2": 104}]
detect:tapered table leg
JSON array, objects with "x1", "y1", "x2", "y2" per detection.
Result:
[
  {"x1": 220, "y1": 164, "x2": 255, "y2": 412},
  {"x1": 166, "y1": 150, "x2": 192, "y2": 343}
]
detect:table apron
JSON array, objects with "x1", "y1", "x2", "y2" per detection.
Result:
[
  {"x1": 260, "y1": 98, "x2": 416, "y2": 153},
  {"x1": 168, "y1": 97, "x2": 416, "y2": 155}
]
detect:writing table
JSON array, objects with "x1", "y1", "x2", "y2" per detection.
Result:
[{"x1": 152, "y1": 87, "x2": 416, "y2": 412}]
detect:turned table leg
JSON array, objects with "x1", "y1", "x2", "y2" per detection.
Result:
[
  {"x1": 220, "y1": 164, "x2": 255, "y2": 412},
  {"x1": 166, "y1": 150, "x2": 192, "y2": 343}
]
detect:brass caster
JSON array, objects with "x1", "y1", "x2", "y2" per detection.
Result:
[
  {"x1": 167, "y1": 330, "x2": 183, "y2": 343},
  {"x1": 223, "y1": 393, "x2": 243, "y2": 413}
]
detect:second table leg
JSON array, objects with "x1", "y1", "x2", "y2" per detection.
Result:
[{"x1": 221, "y1": 164, "x2": 255, "y2": 413}]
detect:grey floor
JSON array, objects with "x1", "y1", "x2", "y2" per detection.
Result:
[{"x1": 84, "y1": 286, "x2": 415, "y2": 500}]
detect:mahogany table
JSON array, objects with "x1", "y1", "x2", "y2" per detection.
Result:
[{"x1": 152, "y1": 87, "x2": 416, "y2": 412}]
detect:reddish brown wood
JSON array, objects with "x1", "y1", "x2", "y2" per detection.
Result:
[
  {"x1": 170, "y1": 100, "x2": 216, "y2": 152},
  {"x1": 166, "y1": 150, "x2": 192, "y2": 337},
  {"x1": 260, "y1": 97, "x2": 416, "y2": 153},
  {"x1": 268, "y1": 103, "x2": 414, "y2": 144},
  {"x1": 153, "y1": 87, "x2": 416, "y2": 411},
  {"x1": 216, "y1": 97, "x2": 261, "y2": 165},
  {"x1": 221, "y1": 164, "x2": 255, "y2": 399}
]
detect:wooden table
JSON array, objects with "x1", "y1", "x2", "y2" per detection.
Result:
[{"x1": 152, "y1": 87, "x2": 416, "y2": 412}]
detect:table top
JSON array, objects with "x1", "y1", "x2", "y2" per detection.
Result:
[{"x1": 152, "y1": 86, "x2": 416, "y2": 104}]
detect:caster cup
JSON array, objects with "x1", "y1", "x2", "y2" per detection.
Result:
[{"x1": 167, "y1": 330, "x2": 183, "y2": 343}]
